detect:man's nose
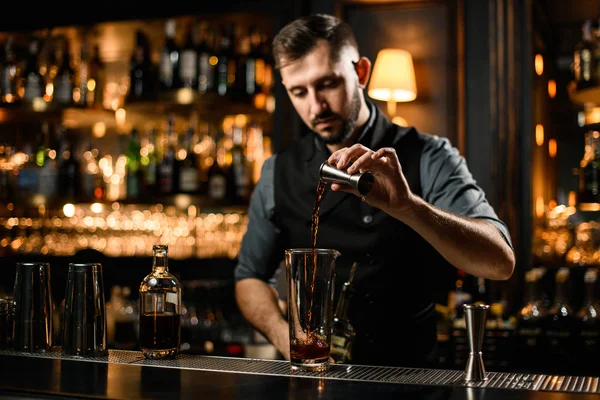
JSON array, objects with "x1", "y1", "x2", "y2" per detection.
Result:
[{"x1": 309, "y1": 90, "x2": 328, "y2": 116}]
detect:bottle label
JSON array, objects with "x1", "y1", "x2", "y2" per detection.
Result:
[
  {"x1": 55, "y1": 74, "x2": 73, "y2": 104},
  {"x1": 38, "y1": 164, "x2": 57, "y2": 197},
  {"x1": 209, "y1": 174, "x2": 226, "y2": 199},
  {"x1": 1, "y1": 67, "x2": 16, "y2": 96},
  {"x1": 517, "y1": 327, "x2": 542, "y2": 337},
  {"x1": 24, "y1": 74, "x2": 43, "y2": 100},
  {"x1": 159, "y1": 164, "x2": 173, "y2": 193},
  {"x1": 246, "y1": 58, "x2": 256, "y2": 95},
  {"x1": 160, "y1": 52, "x2": 174, "y2": 86},
  {"x1": 331, "y1": 335, "x2": 347, "y2": 347},
  {"x1": 179, "y1": 167, "x2": 199, "y2": 192},
  {"x1": 198, "y1": 53, "x2": 214, "y2": 92},
  {"x1": 180, "y1": 50, "x2": 197, "y2": 81}
]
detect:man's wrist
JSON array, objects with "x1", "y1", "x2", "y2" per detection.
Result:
[{"x1": 385, "y1": 193, "x2": 425, "y2": 224}]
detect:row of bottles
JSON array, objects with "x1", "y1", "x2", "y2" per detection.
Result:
[
  {"x1": 0, "y1": 32, "x2": 105, "y2": 108},
  {"x1": 0, "y1": 17, "x2": 274, "y2": 109},
  {"x1": 515, "y1": 266, "x2": 600, "y2": 375},
  {"x1": 573, "y1": 18, "x2": 600, "y2": 90},
  {"x1": 445, "y1": 266, "x2": 600, "y2": 374},
  {"x1": 140, "y1": 18, "x2": 274, "y2": 101},
  {"x1": 1, "y1": 112, "x2": 270, "y2": 205}
]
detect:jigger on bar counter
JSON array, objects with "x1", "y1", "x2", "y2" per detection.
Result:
[
  {"x1": 319, "y1": 161, "x2": 375, "y2": 196},
  {"x1": 463, "y1": 303, "x2": 489, "y2": 383}
]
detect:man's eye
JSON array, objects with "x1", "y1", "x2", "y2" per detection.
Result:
[
  {"x1": 292, "y1": 91, "x2": 306, "y2": 98},
  {"x1": 320, "y1": 81, "x2": 338, "y2": 89}
]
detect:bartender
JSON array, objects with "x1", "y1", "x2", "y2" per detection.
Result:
[{"x1": 233, "y1": 13, "x2": 515, "y2": 367}]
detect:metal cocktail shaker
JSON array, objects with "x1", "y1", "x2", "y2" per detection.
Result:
[{"x1": 319, "y1": 162, "x2": 375, "y2": 196}]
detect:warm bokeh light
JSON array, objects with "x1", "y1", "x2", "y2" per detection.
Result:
[
  {"x1": 548, "y1": 139, "x2": 557, "y2": 158},
  {"x1": 547, "y1": 80, "x2": 556, "y2": 98},
  {"x1": 63, "y1": 204, "x2": 75, "y2": 218},
  {"x1": 93, "y1": 122, "x2": 107, "y2": 138},
  {"x1": 535, "y1": 54, "x2": 544, "y2": 76},
  {"x1": 536, "y1": 196, "x2": 545, "y2": 218},
  {"x1": 536, "y1": 124, "x2": 544, "y2": 146},
  {"x1": 568, "y1": 191, "x2": 577, "y2": 207}
]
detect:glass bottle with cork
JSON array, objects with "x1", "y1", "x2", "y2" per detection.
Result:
[{"x1": 139, "y1": 244, "x2": 182, "y2": 359}]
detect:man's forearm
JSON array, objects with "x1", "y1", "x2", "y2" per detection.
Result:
[
  {"x1": 235, "y1": 278, "x2": 290, "y2": 359},
  {"x1": 386, "y1": 195, "x2": 515, "y2": 280}
]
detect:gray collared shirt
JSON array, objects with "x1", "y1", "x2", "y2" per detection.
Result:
[{"x1": 234, "y1": 117, "x2": 512, "y2": 284}]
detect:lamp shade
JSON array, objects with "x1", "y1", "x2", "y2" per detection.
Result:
[{"x1": 368, "y1": 48, "x2": 417, "y2": 102}]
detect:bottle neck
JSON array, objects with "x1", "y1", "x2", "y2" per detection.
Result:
[
  {"x1": 152, "y1": 254, "x2": 168, "y2": 273},
  {"x1": 525, "y1": 279, "x2": 539, "y2": 304},
  {"x1": 334, "y1": 283, "x2": 352, "y2": 320},
  {"x1": 585, "y1": 280, "x2": 596, "y2": 305},
  {"x1": 553, "y1": 280, "x2": 568, "y2": 306}
]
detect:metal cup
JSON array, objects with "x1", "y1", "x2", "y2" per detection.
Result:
[
  {"x1": 12, "y1": 262, "x2": 54, "y2": 353},
  {"x1": 463, "y1": 303, "x2": 489, "y2": 383},
  {"x1": 62, "y1": 263, "x2": 107, "y2": 357},
  {"x1": 319, "y1": 162, "x2": 375, "y2": 196}
]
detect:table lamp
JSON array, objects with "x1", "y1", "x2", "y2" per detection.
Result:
[{"x1": 367, "y1": 48, "x2": 417, "y2": 126}]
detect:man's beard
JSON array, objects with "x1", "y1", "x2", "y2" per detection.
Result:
[{"x1": 311, "y1": 86, "x2": 362, "y2": 145}]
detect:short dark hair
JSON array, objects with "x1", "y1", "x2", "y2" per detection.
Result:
[{"x1": 272, "y1": 14, "x2": 359, "y2": 69}]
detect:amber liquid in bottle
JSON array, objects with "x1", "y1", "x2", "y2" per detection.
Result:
[{"x1": 139, "y1": 245, "x2": 182, "y2": 359}]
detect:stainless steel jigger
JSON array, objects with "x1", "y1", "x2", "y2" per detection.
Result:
[
  {"x1": 463, "y1": 303, "x2": 490, "y2": 383},
  {"x1": 319, "y1": 161, "x2": 375, "y2": 196}
]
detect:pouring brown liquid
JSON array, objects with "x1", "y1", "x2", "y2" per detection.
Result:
[{"x1": 289, "y1": 178, "x2": 329, "y2": 362}]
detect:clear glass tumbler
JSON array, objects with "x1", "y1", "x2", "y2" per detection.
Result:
[{"x1": 285, "y1": 248, "x2": 340, "y2": 372}]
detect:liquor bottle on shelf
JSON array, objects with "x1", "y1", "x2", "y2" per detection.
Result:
[
  {"x1": 142, "y1": 126, "x2": 159, "y2": 196},
  {"x1": 578, "y1": 130, "x2": 600, "y2": 208},
  {"x1": 75, "y1": 37, "x2": 91, "y2": 107},
  {"x1": 230, "y1": 124, "x2": 251, "y2": 202},
  {"x1": 1, "y1": 36, "x2": 19, "y2": 104},
  {"x1": 37, "y1": 122, "x2": 58, "y2": 199},
  {"x1": 330, "y1": 262, "x2": 358, "y2": 364},
  {"x1": 542, "y1": 267, "x2": 577, "y2": 374},
  {"x1": 576, "y1": 268, "x2": 600, "y2": 375},
  {"x1": 216, "y1": 24, "x2": 234, "y2": 96},
  {"x1": 139, "y1": 244, "x2": 182, "y2": 359},
  {"x1": 126, "y1": 128, "x2": 143, "y2": 199},
  {"x1": 179, "y1": 21, "x2": 199, "y2": 90},
  {"x1": 127, "y1": 29, "x2": 157, "y2": 102},
  {"x1": 87, "y1": 44, "x2": 106, "y2": 108},
  {"x1": 197, "y1": 21, "x2": 215, "y2": 94},
  {"x1": 574, "y1": 20, "x2": 597, "y2": 90},
  {"x1": 207, "y1": 132, "x2": 228, "y2": 202},
  {"x1": 57, "y1": 125, "x2": 81, "y2": 199},
  {"x1": 178, "y1": 125, "x2": 200, "y2": 194},
  {"x1": 22, "y1": 38, "x2": 44, "y2": 102},
  {"x1": 53, "y1": 37, "x2": 74, "y2": 106},
  {"x1": 159, "y1": 18, "x2": 181, "y2": 91},
  {"x1": 158, "y1": 114, "x2": 178, "y2": 194},
  {"x1": 514, "y1": 268, "x2": 547, "y2": 371}
]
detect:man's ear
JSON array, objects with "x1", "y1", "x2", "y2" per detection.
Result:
[{"x1": 354, "y1": 57, "x2": 372, "y2": 88}]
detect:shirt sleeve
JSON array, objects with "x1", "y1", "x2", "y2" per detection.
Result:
[
  {"x1": 233, "y1": 155, "x2": 283, "y2": 284},
  {"x1": 420, "y1": 135, "x2": 513, "y2": 249}
]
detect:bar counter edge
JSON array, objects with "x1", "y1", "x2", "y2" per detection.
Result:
[{"x1": 0, "y1": 349, "x2": 599, "y2": 400}]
